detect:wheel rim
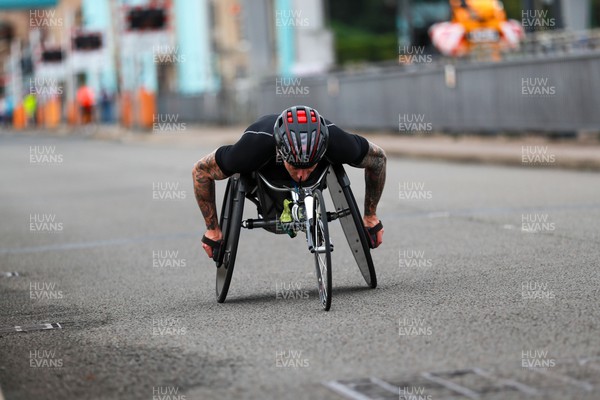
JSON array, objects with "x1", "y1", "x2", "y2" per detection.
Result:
[
  {"x1": 313, "y1": 191, "x2": 331, "y2": 310},
  {"x1": 315, "y1": 219, "x2": 328, "y2": 305}
]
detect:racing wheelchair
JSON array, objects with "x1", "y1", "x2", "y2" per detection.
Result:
[{"x1": 212, "y1": 164, "x2": 377, "y2": 311}]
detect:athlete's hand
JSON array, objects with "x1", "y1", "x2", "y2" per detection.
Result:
[
  {"x1": 202, "y1": 229, "x2": 223, "y2": 259},
  {"x1": 363, "y1": 215, "x2": 384, "y2": 248}
]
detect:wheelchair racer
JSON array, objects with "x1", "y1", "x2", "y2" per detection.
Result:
[{"x1": 192, "y1": 105, "x2": 386, "y2": 260}]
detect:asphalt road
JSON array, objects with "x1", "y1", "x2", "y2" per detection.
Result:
[{"x1": 1, "y1": 131, "x2": 599, "y2": 400}]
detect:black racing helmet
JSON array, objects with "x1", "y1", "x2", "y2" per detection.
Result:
[{"x1": 274, "y1": 105, "x2": 329, "y2": 168}]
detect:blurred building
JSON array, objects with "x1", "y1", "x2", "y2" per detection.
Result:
[
  {"x1": 240, "y1": 0, "x2": 333, "y2": 78},
  {"x1": 13, "y1": 0, "x2": 599, "y2": 132},
  {"x1": 556, "y1": 0, "x2": 592, "y2": 31},
  {"x1": 0, "y1": 0, "x2": 77, "y2": 113},
  {"x1": 0, "y1": 0, "x2": 335, "y2": 126},
  {"x1": 213, "y1": 0, "x2": 247, "y2": 86}
]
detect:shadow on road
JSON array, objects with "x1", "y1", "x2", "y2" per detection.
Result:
[{"x1": 224, "y1": 285, "x2": 375, "y2": 305}]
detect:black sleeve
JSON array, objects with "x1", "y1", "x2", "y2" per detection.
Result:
[
  {"x1": 215, "y1": 117, "x2": 277, "y2": 176},
  {"x1": 324, "y1": 122, "x2": 370, "y2": 166}
]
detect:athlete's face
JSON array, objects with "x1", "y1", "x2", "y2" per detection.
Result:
[{"x1": 283, "y1": 161, "x2": 318, "y2": 183}]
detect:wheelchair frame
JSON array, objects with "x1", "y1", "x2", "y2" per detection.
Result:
[{"x1": 214, "y1": 164, "x2": 377, "y2": 310}]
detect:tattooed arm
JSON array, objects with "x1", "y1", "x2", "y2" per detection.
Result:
[
  {"x1": 357, "y1": 141, "x2": 387, "y2": 247},
  {"x1": 192, "y1": 150, "x2": 228, "y2": 257}
]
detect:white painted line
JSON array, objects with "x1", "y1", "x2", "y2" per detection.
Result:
[
  {"x1": 323, "y1": 381, "x2": 374, "y2": 400},
  {"x1": 0, "y1": 322, "x2": 63, "y2": 333},
  {"x1": 0, "y1": 231, "x2": 195, "y2": 255},
  {"x1": 370, "y1": 377, "x2": 399, "y2": 395},
  {"x1": 556, "y1": 356, "x2": 600, "y2": 371},
  {"x1": 0, "y1": 383, "x2": 5, "y2": 400},
  {"x1": 579, "y1": 356, "x2": 600, "y2": 363},
  {"x1": 529, "y1": 368, "x2": 593, "y2": 391},
  {"x1": 421, "y1": 371, "x2": 480, "y2": 399},
  {"x1": 576, "y1": 356, "x2": 600, "y2": 366},
  {"x1": 473, "y1": 367, "x2": 540, "y2": 396},
  {"x1": 576, "y1": 357, "x2": 600, "y2": 372}
]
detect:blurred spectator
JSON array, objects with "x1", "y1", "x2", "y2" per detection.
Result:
[
  {"x1": 4, "y1": 95, "x2": 14, "y2": 125},
  {"x1": 23, "y1": 94, "x2": 37, "y2": 127},
  {"x1": 0, "y1": 97, "x2": 5, "y2": 125},
  {"x1": 77, "y1": 84, "x2": 96, "y2": 124},
  {"x1": 99, "y1": 88, "x2": 114, "y2": 123}
]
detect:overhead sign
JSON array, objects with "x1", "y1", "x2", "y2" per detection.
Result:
[
  {"x1": 34, "y1": 45, "x2": 65, "y2": 80},
  {"x1": 72, "y1": 31, "x2": 103, "y2": 51},
  {"x1": 121, "y1": 5, "x2": 172, "y2": 54},
  {"x1": 70, "y1": 31, "x2": 106, "y2": 73},
  {"x1": 127, "y1": 7, "x2": 167, "y2": 31}
]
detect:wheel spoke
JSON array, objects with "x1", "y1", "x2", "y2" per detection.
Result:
[{"x1": 312, "y1": 192, "x2": 331, "y2": 309}]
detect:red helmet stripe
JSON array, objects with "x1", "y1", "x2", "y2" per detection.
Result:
[
  {"x1": 297, "y1": 109, "x2": 307, "y2": 123},
  {"x1": 284, "y1": 118, "x2": 298, "y2": 161}
]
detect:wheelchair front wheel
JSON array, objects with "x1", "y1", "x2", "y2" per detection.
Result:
[{"x1": 312, "y1": 189, "x2": 332, "y2": 311}]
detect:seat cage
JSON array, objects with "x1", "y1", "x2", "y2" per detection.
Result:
[{"x1": 241, "y1": 167, "x2": 329, "y2": 234}]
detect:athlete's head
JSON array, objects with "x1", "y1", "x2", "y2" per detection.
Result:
[{"x1": 274, "y1": 106, "x2": 329, "y2": 175}]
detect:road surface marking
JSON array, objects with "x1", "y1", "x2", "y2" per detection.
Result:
[
  {"x1": 323, "y1": 380, "x2": 375, "y2": 400},
  {"x1": 0, "y1": 322, "x2": 62, "y2": 334},
  {"x1": 0, "y1": 232, "x2": 195, "y2": 255},
  {"x1": 421, "y1": 370, "x2": 481, "y2": 399},
  {"x1": 325, "y1": 356, "x2": 600, "y2": 400},
  {"x1": 472, "y1": 368, "x2": 539, "y2": 396},
  {"x1": 576, "y1": 357, "x2": 600, "y2": 372},
  {"x1": 389, "y1": 203, "x2": 600, "y2": 220},
  {"x1": 369, "y1": 377, "x2": 399, "y2": 395}
]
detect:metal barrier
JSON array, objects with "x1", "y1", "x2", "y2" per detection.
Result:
[
  {"x1": 516, "y1": 30, "x2": 600, "y2": 59},
  {"x1": 157, "y1": 92, "x2": 223, "y2": 124},
  {"x1": 254, "y1": 50, "x2": 600, "y2": 133},
  {"x1": 157, "y1": 32, "x2": 600, "y2": 133}
]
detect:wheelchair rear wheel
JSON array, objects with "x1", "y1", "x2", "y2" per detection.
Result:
[
  {"x1": 216, "y1": 175, "x2": 245, "y2": 303},
  {"x1": 327, "y1": 165, "x2": 377, "y2": 288}
]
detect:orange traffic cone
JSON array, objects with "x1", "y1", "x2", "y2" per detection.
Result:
[{"x1": 13, "y1": 105, "x2": 27, "y2": 130}]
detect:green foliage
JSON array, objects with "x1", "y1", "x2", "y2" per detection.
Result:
[
  {"x1": 328, "y1": 0, "x2": 398, "y2": 64},
  {"x1": 328, "y1": 0, "x2": 397, "y2": 34},
  {"x1": 592, "y1": 0, "x2": 600, "y2": 27},
  {"x1": 502, "y1": 0, "x2": 524, "y2": 20},
  {"x1": 331, "y1": 22, "x2": 398, "y2": 64},
  {"x1": 502, "y1": 0, "x2": 600, "y2": 28}
]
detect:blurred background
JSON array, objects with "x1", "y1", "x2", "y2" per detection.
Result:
[
  {"x1": 2, "y1": 3, "x2": 600, "y2": 399},
  {"x1": 0, "y1": 0, "x2": 599, "y2": 135}
]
